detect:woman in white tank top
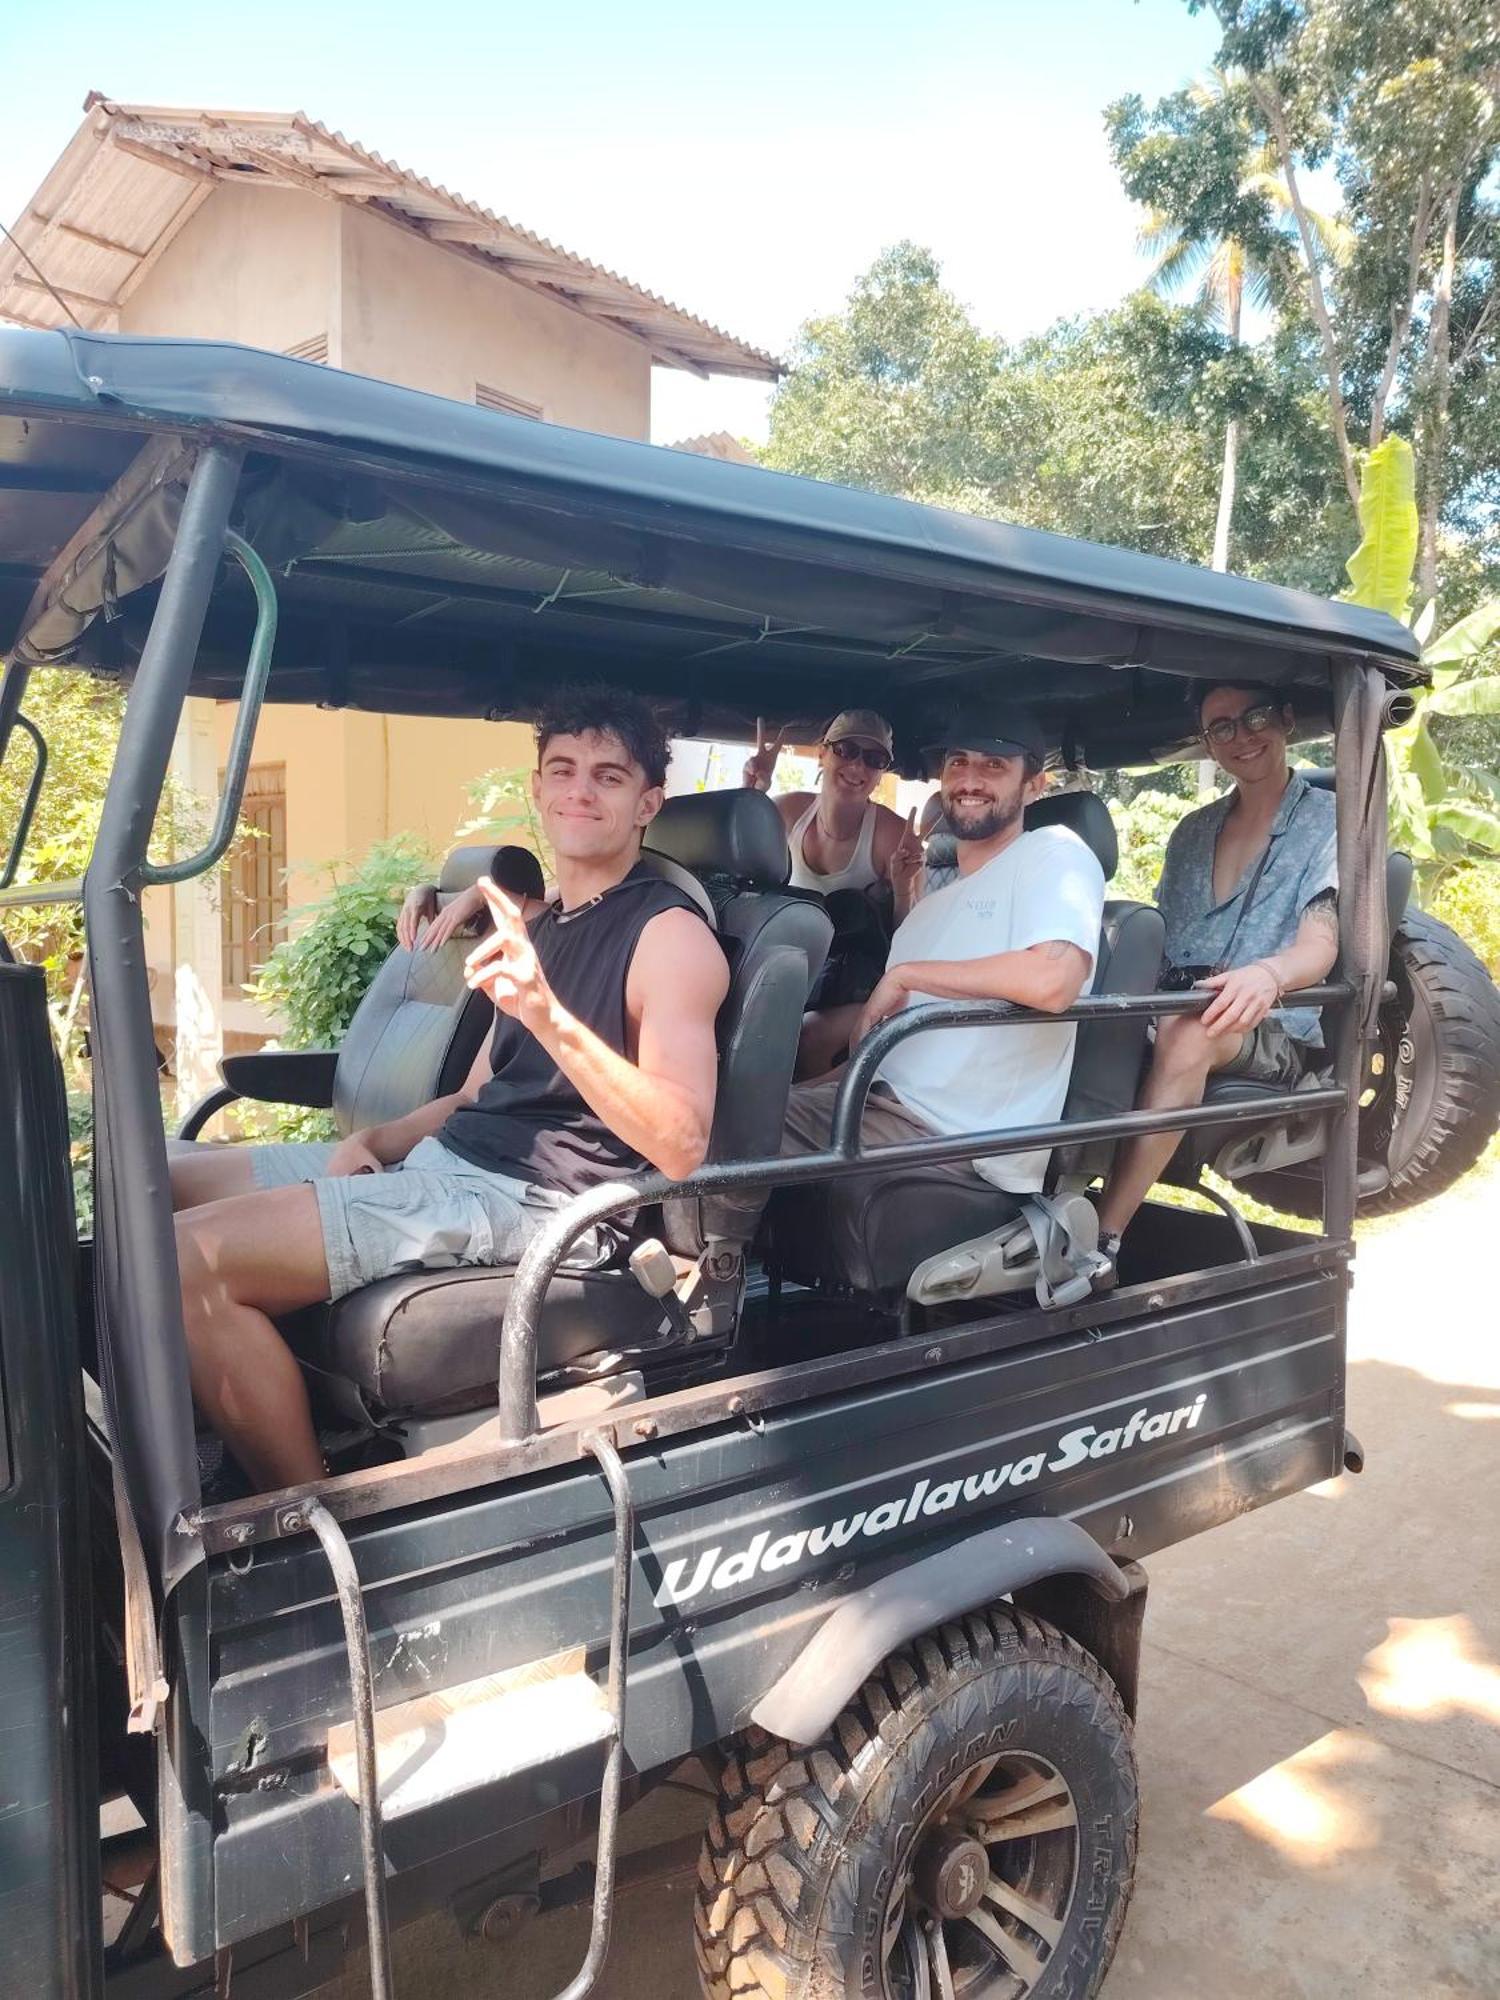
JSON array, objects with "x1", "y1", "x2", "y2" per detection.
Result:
[{"x1": 743, "y1": 707, "x2": 922, "y2": 908}]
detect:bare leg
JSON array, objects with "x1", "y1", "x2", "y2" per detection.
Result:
[
  {"x1": 1096, "y1": 1015, "x2": 1245, "y2": 1238},
  {"x1": 170, "y1": 1145, "x2": 260, "y2": 1212},
  {"x1": 796, "y1": 1003, "x2": 863, "y2": 1081},
  {"x1": 175, "y1": 1184, "x2": 333, "y2": 1491}
]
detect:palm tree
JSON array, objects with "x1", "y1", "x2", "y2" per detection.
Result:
[{"x1": 1137, "y1": 72, "x2": 1350, "y2": 576}]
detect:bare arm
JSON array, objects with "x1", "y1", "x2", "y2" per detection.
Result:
[
  {"x1": 1198, "y1": 893, "x2": 1339, "y2": 1035},
  {"x1": 854, "y1": 939, "x2": 1093, "y2": 1044},
  {"x1": 466, "y1": 888, "x2": 728, "y2": 1180}
]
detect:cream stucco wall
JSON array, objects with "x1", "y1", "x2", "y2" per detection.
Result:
[
  {"x1": 118, "y1": 183, "x2": 339, "y2": 352},
  {"x1": 337, "y1": 203, "x2": 651, "y2": 436}
]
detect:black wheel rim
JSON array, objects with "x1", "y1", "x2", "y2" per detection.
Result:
[{"x1": 882, "y1": 1753, "x2": 1080, "y2": 2000}]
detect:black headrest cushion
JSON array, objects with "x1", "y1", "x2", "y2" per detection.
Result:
[
  {"x1": 1024, "y1": 791, "x2": 1119, "y2": 882},
  {"x1": 438, "y1": 844, "x2": 507, "y2": 895},
  {"x1": 644, "y1": 790, "x2": 790, "y2": 886}
]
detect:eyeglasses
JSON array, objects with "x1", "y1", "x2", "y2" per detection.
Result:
[
  {"x1": 1200, "y1": 703, "x2": 1283, "y2": 747},
  {"x1": 826, "y1": 738, "x2": 893, "y2": 772}
]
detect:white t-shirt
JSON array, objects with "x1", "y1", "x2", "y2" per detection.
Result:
[{"x1": 879, "y1": 825, "x2": 1106, "y2": 1192}]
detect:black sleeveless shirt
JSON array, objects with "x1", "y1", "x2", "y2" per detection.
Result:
[{"x1": 437, "y1": 864, "x2": 715, "y2": 1194}]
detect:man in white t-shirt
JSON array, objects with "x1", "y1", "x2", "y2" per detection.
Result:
[{"x1": 780, "y1": 701, "x2": 1105, "y2": 1196}]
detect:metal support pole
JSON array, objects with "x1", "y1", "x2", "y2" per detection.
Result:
[
  {"x1": 301, "y1": 1500, "x2": 393, "y2": 2000},
  {"x1": 85, "y1": 441, "x2": 245, "y2": 1588},
  {"x1": 547, "y1": 1430, "x2": 635, "y2": 2000}
]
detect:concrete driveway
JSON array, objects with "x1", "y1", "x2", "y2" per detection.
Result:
[{"x1": 317, "y1": 1171, "x2": 1500, "y2": 2000}]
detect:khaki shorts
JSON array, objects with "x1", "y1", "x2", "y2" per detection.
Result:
[{"x1": 247, "y1": 1134, "x2": 618, "y2": 1300}]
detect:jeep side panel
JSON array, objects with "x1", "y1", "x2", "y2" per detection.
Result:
[
  {"x1": 161, "y1": 1249, "x2": 1344, "y2": 1959},
  {"x1": 0, "y1": 964, "x2": 101, "y2": 1999}
]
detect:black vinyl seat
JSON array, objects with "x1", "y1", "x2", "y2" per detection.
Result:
[
  {"x1": 294, "y1": 791, "x2": 832, "y2": 1425},
  {"x1": 175, "y1": 842, "x2": 506, "y2": 1143},
  {"x1": 767, "y1": 792, "x2": 1164, "y2": 1296}
]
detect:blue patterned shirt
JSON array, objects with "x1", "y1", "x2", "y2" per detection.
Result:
[{"x1": 1156, "y1": 771, "x2": 1338, "y2": 1046}]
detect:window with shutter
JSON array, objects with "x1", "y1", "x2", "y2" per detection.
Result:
[
  {"x1": 284, "y1": 334, "x2": 329, "y2": 365},
  {"x1": 221, "y1": 765, "x2": 288, "y2": 995}
]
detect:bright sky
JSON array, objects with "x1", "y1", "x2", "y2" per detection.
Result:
[{"x1": 0, "y1": 0, "x2": 1222, "y2": 445}]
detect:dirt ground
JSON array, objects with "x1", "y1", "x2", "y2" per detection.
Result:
[{"x1": 309, "y1": 1170, "x2": 1500, "y2": 2000}]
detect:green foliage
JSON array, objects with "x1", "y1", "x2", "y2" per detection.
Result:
[
  {"x1": 248, "y1": 834, "x2": 433, "y2": 1052},
  {"x1": 1183, "y1": 0, "x2": 1500, "y2": 613},
  {"x1": 67, "y1": 1090, "x2": 93, "y2": 1234},
  {"x1": 456, "y1": 767, "x2": 553, "y2": 881},
  {"x1": 0, "y1": 667, "x2": 124, "y2": 1004},
  {"x1": 1427, "y1": 862, "x2": 1500, "y2": 976},
  {"x1": 1110, "y1": 787, "x2": 1202, "y2": 904},
  {"x1": 762, "y1": 246, "x2": 1352, "y2": 589},
  {"x1": 1340, "y1": 436, "x2": 1500, "y2": 869}
]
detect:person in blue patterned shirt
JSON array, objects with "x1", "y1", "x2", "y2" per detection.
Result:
[{"x1": 1094, "y1": 680, "x2": 1341, "y2": 1274}]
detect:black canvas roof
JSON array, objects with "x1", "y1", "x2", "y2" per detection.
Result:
[{"x1": 0, "y1": 328, "x2": 1422, "y2": 766}]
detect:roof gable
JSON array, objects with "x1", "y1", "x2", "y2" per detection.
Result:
[{"x1": 0, "y1": 96, "x2": 781, "y2": 381}]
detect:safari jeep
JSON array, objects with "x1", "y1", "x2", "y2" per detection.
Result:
[{"x1": 3, "y1": 327, "x2": 1497, "y2": 2000}]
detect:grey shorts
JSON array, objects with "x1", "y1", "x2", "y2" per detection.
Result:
[
  {"x1": 247, "y1": 1135, "x2": 618, "y2": 1301},
  {"x1": 1218, "y1": 1015, "x2": 1319, "y2": 1089}
]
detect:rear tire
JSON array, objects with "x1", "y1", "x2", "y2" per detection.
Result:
[
  {"x1": 1243, "y1": 910, "x2": 1500, "y2": 1220},
  {"x1": 694, "y1": 1606, "x2": 1138, "y2": 2000}
]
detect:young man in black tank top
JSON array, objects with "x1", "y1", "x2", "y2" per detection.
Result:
[{"x1": 172, "y1": 688, "x2": 728, "y2": 1493}]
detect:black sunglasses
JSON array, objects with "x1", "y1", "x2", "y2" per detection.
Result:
[
  {"x1": 1200, "y1": 702, "x2": 1284, "y2": 747},
  {"x1": 826, "y1": 738, "x2": 893, "y2": 772}
]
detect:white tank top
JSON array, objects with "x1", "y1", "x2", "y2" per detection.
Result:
[{"x1": 788, "y1": 797, "x2": 881, "y2": 895}]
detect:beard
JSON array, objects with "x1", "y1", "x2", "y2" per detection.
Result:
[{"x1": 943, "y1": 785, "x2": 1026, "y2": 843}]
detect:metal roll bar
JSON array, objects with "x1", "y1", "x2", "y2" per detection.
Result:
[{"x1": 495, "y1": 982, "x2": 1352, "y2": 1443}]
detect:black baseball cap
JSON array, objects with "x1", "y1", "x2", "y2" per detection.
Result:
[{"x1": 923, "y1": 700, "x2": 1047, "y2": 765}]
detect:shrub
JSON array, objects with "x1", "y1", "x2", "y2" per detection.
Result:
[
  {"x1": 1426, "y1": 862, "x2": 1500, "y2": 978},
  {"x1": 245, "y1": 835, "x2": 432, "y2": 1140},
  {"x1": 1110, "y1": 787, "x2": 1199, "y2": 905},
  {"x1": 248, "y1": 834, "x2": 433, "y2": 1051}
]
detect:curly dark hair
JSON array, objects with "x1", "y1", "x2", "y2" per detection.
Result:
[{"x1": 533, "y1": 683, "x2": 671, "y2": 789}]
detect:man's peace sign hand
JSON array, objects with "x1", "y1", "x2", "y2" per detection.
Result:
[
  {"x1": 743, "y1": 716, "x2": 788, "y2": 790},
  {"x1": 464, "y1": 878, "x2": 554, "y2": 1030}
]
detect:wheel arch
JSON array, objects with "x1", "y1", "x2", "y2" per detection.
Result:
[{"x1": 750, "y1": 1516, "x2": 1133, "y2": 1745}]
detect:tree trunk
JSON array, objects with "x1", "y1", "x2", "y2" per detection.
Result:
[
  {"x1": 1417, "y1": 187, "x2": 1461, "y2": 617},
  {"x1": 1210, "y1": 418, "x2": 1240, "y2": 575},
  {"x1": 1210, "y1": 270, "x2": 1243, "y2": 576},
  {"x1": 1249, "y1": 75, "x2": 1362, "y2": 508}
]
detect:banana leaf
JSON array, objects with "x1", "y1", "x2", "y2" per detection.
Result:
[
  {"x1": 1430, "y1": 801, "x2": 1500, "y2": 854},
  {"x1": 1425, "y1": 674, "x2": 1500, "y2": 719},
  {"x1": 1343, "y1": 437, "x2": 1418, "y2": 621},
  {"x1": 1422, "y1": 598, "x2": 1500, "y2": 670}
]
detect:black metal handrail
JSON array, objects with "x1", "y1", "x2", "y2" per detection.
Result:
[
  {"x1": 494, "y1": 982, "x2": 1351, "y2": 1442},
  {"x1": 0, "y1": 714, "x2": 47, "y2": 892}
]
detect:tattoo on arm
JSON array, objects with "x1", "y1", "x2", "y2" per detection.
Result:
[{"x1": 1302, "y1": 890, "x2": 1339, "y2": 943}]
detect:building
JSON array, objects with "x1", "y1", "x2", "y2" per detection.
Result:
[{"x1": 0, "y1": 97, "x2": 778, "y2": 1101}]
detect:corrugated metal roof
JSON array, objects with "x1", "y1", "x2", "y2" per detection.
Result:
[{"x1": 0, "y1": 95, "x2": 781, "y2": 381}]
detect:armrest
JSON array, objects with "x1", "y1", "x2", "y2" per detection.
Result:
[{"x1": 218, "y1": 1048, "x2": 339, "y2": 1109}]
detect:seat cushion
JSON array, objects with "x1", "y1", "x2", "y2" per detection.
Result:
[
  {"x1": 768, "y1": 1165, "x2": 1021, "y2": 1296},
  {"x1": 286, "y1": 1265, "x2": 675, "y2": 1421}
]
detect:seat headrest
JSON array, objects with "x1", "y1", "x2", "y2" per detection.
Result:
[
  {"x1": 438, "y1": 844, "x2": 505, "y2": 895},
  {"x1": 438, "y1": 843, "x2": 546, "y2": 901},
  {"x1": 1302, "y1": 765, "x2": 1335, "y2": 791},
  {"x1": 1024, "y1": 791, "x2": 1119, "y2": 881},
  {"x1": 644, "y1": 790, "x2": 790, "y2": 886}
]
